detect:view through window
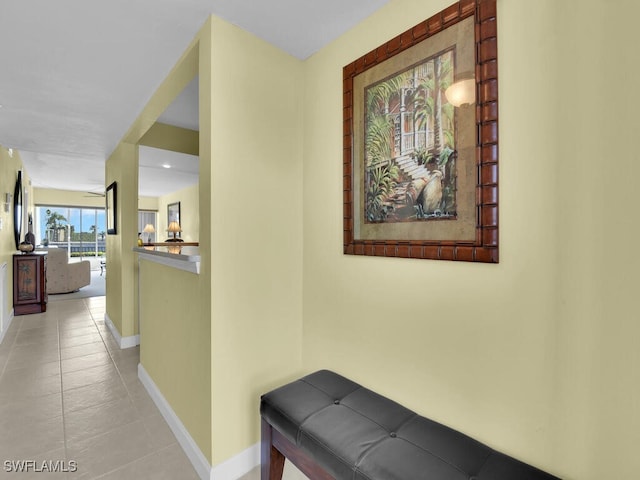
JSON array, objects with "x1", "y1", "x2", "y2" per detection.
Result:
[
  {"x1": 35, "y1": 206, "x2": 106, "y2": 260},
  {"x1": 138, "y1": 211, "x2": 157, "y2": 244}
]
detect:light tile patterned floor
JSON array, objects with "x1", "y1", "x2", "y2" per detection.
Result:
[
  {"x1": 238, "y1": 462, "x2": 308, "y2": 480},
  {"x1": 0, "y1": 297, "x2": 199, "y2": 479}
]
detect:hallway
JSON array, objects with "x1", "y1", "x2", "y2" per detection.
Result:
[{"x1": 0, "y1": 297, "x2": 199, "y2": 479}]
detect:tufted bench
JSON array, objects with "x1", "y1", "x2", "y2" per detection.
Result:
[{"x1": 260, "y1": 370, "x2": 560, "y2": 480}]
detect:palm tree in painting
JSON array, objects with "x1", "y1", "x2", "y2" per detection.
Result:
[
  {"x1": 431, "y1": 54, "x2": 456, "y2": 214},
  {"x1": 365, "y1": 72, "x2": 409, "y2": 165},
  {"x1": 403, "y1": 52, "x2": 457, "y2": 216},
  {"x1": 433, "y1": 54, "x2": 455, "y2": 152},
  {"x1": 364, "y1": 73, "x2": 408, "y2": 221},
  {"x1": 363, "y1": 50, "x2": 458, "y2": 221},
  {"x1": 405, "y1": 52, "x2": 454, "y2": 153}
]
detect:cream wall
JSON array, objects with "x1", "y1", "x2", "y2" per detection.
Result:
[
  {"x1": 105, "y1": 142, "x2": 139, "y2": 338},
  {"x1": 158, "y1": 183, "x2": 198, "y2": 242},
  {"x1": 135, "y1": 16, "x2": 305, "y2": 467},
  {"x1": 0, "y1": 147, "x2": 26, "y2": 259},
  {"x1": 138, "y1": 196, "x2": 158, "y2": 212},
  {"x1": 33, "y1": 187, "x2": 106, "y2": 208},
  {"x1": 139, "y1": 259, "x2": 211, "y2": 461},
  {"x1": 551, "y1": 1, "x2": 640, "y2": 478},
  {"x1": 302, "y1": 1, "x2": 639, "y2": 480},
  {"x1": 207, "y1": 16, "x2": 304, "y2": 464},
  {"x1": 69, "y1": 1, "x2": 640, "y2": 478},
  {"x1": 0, "y1": 146, "x2": 32, "y2": 338},
  {"x1": 106, "y1": 23, "x2": 199, "y2": 344},
  {"x1": 120, "y1": 30, "x2": 211, "y2": 463},
  {"x1": 0, "y1": 148, "x2": 18, "y2": 268}
]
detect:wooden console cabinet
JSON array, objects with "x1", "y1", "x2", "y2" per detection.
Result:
[{"x1": 13, "y1": 253, "x2": 47, "y2": 315}]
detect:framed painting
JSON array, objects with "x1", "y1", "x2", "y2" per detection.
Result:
[
  {"x1": 13, "y1": 170, "x2": 23, "y2": 249},
  {"x1": 167, "y1": 201, "x2": 181, "y2": 240},
  {"x1": 167, "y1": 201, "x2": 180, "y2": 226},
  {"x1": 106, "y1": 181, "x2": 117, "y2": 235},
  {"x1": 343, "y1": 0, "x2": 498, "y2": 262}
]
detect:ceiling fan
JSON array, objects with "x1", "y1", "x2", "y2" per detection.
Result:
[{"x1": 84, "y1": 191, "x2": 105, "y2": 197}]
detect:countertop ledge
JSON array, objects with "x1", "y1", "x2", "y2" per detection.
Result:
[{"x1": 133, "y1": 246, "x2": 200, "y2": 274}]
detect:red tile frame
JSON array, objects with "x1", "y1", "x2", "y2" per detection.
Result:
[{"x1": 343, "y1": 0, "x2": 498, "y2": 263}]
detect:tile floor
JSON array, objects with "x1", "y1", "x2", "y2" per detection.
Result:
[
  {"x1": 0, "y1": 296, "x2": 199, "y2": 479},
  {"x1": 238, "y1": 463, "x2": 307, "y2": 480}
]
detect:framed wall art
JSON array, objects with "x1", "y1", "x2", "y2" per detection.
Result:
[
  {"x1": 167, "y1": 201, "x2": 180, "y2": 226},
  {"x1": 13, "y1": 170, "x2": 23, "y2": 249},
  {"x1": 343, "y1": 0, "x2": 498, "y2": 262},
  {"x1": 106, "y1": 181, "x2": 117, "y2": 235}
]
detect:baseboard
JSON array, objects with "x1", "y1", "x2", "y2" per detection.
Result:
[
  {"x1": 0, "y1": 309, "x2": 15, "y2": 345},
  {"x1": 138, "y1": 363, "x2": 261, "y2": 480},
  {"x1": 104, "y1": 313, "x2": 140, "y2": 349},
  {"x1": 138, "y1": 363, "x2": 212, "y2": 480},
  {"x1": 210, "y1": 443, "x2": 260, "y2": 480}
]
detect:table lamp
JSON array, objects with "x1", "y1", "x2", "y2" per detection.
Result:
[
  {"x1": 143, "y1": 224, "x2": 155, "y2": 244},
  {"x1": 166, "y1": 221, "x2": 183, "y2": 242}
]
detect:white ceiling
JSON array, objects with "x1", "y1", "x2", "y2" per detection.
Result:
[{"x1": 0, "y1": 0, "x2": 390, "y2": 197}]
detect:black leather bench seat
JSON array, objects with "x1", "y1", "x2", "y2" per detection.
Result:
[{"x1": 260, "y1": 370, "x2": 559, "y2": 480}]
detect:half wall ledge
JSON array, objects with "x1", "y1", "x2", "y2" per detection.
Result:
[{"x1": 133, "y1": 245, "x2": 200, "y2": 274}]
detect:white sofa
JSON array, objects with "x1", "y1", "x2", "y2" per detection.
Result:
[{"x1": 38, "y1": 248, "x2": 91, "y2": 294}]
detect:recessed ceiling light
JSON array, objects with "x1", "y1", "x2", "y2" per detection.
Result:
[{"x1": 162, "y1": 164, "x2": 171, "y2": 169}]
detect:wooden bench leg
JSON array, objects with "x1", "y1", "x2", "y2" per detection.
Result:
[{"x1": 261, "y1": 418, "x2": 285, "y2": 480}]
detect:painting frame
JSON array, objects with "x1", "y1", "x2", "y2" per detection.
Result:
[
  {"x1": 343, "y1": 0, "x2": 498, "y2": 262},
  {"x1": 167, "y1": 202, "x2": 181, "y2": 237},
  {"x1": 13, "y1": 170, "x2": 23, "y2": 249},
  {"x1": 106, "y1": 181, "x2": 117, "y2": 235}
]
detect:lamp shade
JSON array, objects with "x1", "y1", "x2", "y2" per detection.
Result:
[
  {"x1": 444, "y1": 78, "x2": 476, "y2": 107},
  {"x1": 143, "y1": 224, "x2": 155, "y2": 234},
  {"x1": 167, "y1": 221, "x2": 182, "y2": 233},
  {"x1": 166, "y1": 221, "x2": 183, "y2": 242}
]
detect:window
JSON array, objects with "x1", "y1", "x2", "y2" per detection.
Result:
[
  {"x1": 138, "y1": 210, "x2": 157, "y2": 243},
  {"x1": 35, "y1": 206, "x2": 106, "y2": 259}
]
